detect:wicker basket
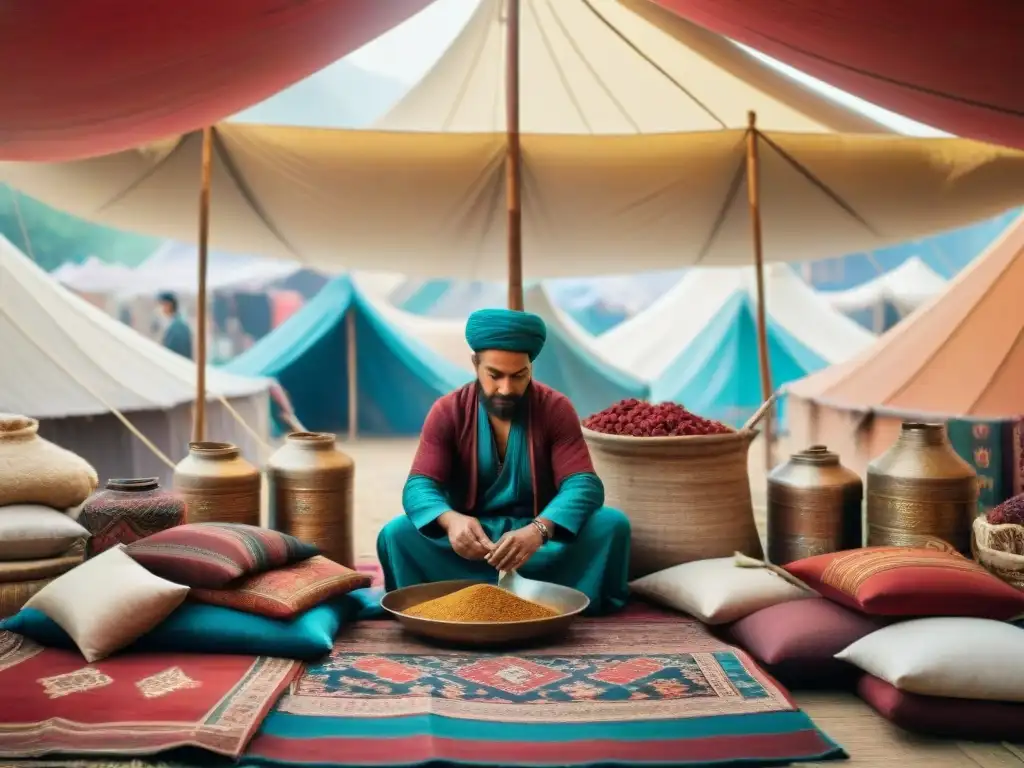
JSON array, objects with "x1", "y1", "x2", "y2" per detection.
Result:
[
  {"x1": 972, "y1": 516, "x2": 1024, "y2": 591},
  {"x1": 583, "y1": 427, "x2": 763, "y2": 578},
  {"x1": 0, "y1": 577, "x2": 52, "y2": 619}
]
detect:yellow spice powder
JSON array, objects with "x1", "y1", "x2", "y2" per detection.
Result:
[{"x1": 404, "y1": 584, "x2": 558, "y2": 622}]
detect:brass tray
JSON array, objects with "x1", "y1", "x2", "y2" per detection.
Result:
[{"x1": 381, "y1": 579, "x2": 589, "y2": 647}]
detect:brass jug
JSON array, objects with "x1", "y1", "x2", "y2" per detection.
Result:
[
  {"x1": 866, "y1": 422, "x2": 978, "y2": 554},
  {"x1": 267, "y1": 432, "x2": 355, "y2": 567},
  {"x1": 173, "y1": 442, "x2": 261, "y2": 526},
  {"x1": 767, "y1": 445, "x2": 863, "y2": 565}
]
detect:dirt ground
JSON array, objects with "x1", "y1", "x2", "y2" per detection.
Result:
[{"x1": 340, "y1": 436, "x2": 1024, "y2": 768}]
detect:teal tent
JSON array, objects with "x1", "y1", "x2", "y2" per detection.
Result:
[
  {"x1": 651, "y1": 293, "x2": 826, "y2": 427},
  {"x1": 525, "y1": 287, "x2": 649, "y2": 418},
  {"x1": 223, "y1": 276, "x2": 471, "y2": 436}
]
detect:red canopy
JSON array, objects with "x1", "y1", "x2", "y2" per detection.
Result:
[
  {"x1": 650, "y1": 0, "x2": 1024, "y2": 149},
  {"x1": 0, "y1": 0, "x2": 433, "y2": 161}
]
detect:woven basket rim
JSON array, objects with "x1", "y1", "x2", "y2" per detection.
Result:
[{"x1": 581, "y1": 425, "x2": 757, "y2": 445}]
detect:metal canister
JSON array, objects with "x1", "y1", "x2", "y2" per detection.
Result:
[
  {"x1": 867, "y1": 422, "x2": 978, "y2": 554},
  {"x1": 267, "y1": 432, "x2": 355, "y2": 567},
  {"x1": 173, "y1": 442, "x2": 261, "y2": 526},
  {"x1": 767, "y1": 445, "x2": 863, "y2": 565}
]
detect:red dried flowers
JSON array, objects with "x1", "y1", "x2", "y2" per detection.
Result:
[
  {"x1": 989, "y1": 493, "x2": 1024, "y2": 526},
  {"x1": 582, "y1": 399, "x2": 732, "y2": 438}
]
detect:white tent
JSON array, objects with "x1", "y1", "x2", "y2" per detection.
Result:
[
  {"x1": 356, "y1": 279, "x2": 640, "y2": 401},
  {"x1": 3, "y1": 2, "x2": 1024, "y2": 278},
  {"x1": 378, "y1": 0, "x2": 885, "y2": 134},
  {"x1": 54, "y1": 256, "x2": 134, "y2": 294},
  {"x1": 523, "y1": 285, "x2": 625, "y2": 370},
  {"x1": 597, "y1": 264, "x2": 876, "y2": 381},
  {"x1": 822, "y1": 256, "x2": 948, "y2": 320},
  {"x1": 0, "y1": 234, "x2": 271, "y2": 486},
  {"x1": 351, "y1": 274, "x2": 476, "y2": 372},
  {"x1": 118, "y1": 241, "x2": 302, "y2": 299}
]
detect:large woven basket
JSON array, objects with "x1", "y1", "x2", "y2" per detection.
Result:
[
  {"x1": 0, "y1": 577, "x2": 52, "y2": 619},
  {"x1": 583, "y1": 427, "x2": 763, "y2": 578},
  {"x1": 972, "y1": 516, "x2": 1024, "y2": 591}
]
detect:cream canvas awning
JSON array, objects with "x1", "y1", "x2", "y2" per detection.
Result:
[
  {"x1": 378, "y1": 0, "x2": 885, "y2": 134},
  {"x1": 3, "y1": 0, "x2": 1024, "y2": 279}
]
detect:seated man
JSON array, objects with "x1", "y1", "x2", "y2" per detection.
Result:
[{"x1": 377, "y1": 308, "x2": 631, "y2": 615}]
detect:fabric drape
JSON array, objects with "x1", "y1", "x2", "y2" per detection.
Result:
[
  {"x1": 0, "y1": 0, "x2": 433, "y2": 161},
  {"x1": 646, "y1": 0, "x2": 1024, "y2": 149},
  {"x1": 3, "y1": 127, "x2": 1024, "y2": 279}
]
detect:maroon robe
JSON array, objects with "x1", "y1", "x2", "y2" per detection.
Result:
[{"x1": 409, "y1": 382, "x2": 595, "y2": 518}]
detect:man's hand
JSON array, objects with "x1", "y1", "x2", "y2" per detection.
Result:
[
  {"x1": 438, "y1": 511, "x2": 495, "y2": 561},
  {"x1": 487, "y1": 524, "x2": 543, "y2": 573}
]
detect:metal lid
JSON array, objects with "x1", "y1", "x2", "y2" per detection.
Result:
[{"x1": 790, "y1": 444, "x2": 840, "y2": 466}]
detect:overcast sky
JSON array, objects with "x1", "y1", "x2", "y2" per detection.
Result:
[{"x1": 346, "y1": 0, "x2": 946, "y2": 137}]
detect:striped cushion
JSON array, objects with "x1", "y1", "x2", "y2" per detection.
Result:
[
  {"x1": 125, "y1": 523, "x2": 319, "y2": 588},
  {"x1": 191, "y1": 556, "x2": 372, "y2": 619}
]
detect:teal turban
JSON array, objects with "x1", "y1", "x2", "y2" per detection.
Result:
[{"x1": 465, "y1": 308, "x2": 547, "y2": 361}]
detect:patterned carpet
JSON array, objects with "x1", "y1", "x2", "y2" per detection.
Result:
[{"x1": 241, "y1": 606, "x2": 843, "y2": 766}]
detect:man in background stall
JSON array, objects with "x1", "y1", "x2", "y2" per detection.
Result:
[
  {"x1": 376, "y1": 308, "x2": 631, "y2": 615},
  {"x1": 157, "y1": 292, "x2": 193, "y2": 360}
]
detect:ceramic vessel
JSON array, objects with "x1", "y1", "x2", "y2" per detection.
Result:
[
  {"x1": 0, "y1": 413, "x2": 97, "y2": 508},
  {"x1": 173, "y1": 442, "x2": 260, "y2": 526},
  {"x1": 267, "y1": 432, "x2": 355, "y2": 566},
  {"x1": 767, "y1": 445, "x2": 863, "y2": 565},
  {"x1": 867, "y1": 422, "x2": 978, "y2": 554},
  {"x1": 78, "y1": 478, "x2": 186, "y2": 557}
]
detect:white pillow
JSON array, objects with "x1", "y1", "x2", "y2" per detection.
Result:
[
  {"x1": 836, "y1": 617, "x2": 1024, "y2": 702},
  {"x1": 25, "y1": 545, "x2": 189, "y2": 662},
  {"x1": 629, "y1": 557, "x2": 815, "y2": 625},
  {"x1": 0, "y1": 505, "x2": 88, "y2": 560}
]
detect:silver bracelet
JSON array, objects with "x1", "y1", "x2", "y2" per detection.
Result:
[{"x1": 531, "y1": 519, "x2": 550, "y2": 543}]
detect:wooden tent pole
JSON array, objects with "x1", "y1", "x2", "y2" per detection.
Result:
[
  {"x1": 192, "y1": 126, "x2": 213, "y2": 443},
  {"x1": 505, "y1": 0, "x2": 524, "y2": 311},
  {"x1": 745, "y1": 111, "x2": 774, "y2": 470},
  {"x1": 346, "y1": 309, "x2": 358, "y2": 441}
]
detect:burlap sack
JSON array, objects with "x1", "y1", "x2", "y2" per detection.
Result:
[
  {"x1": 0, "y1": 414, "x2": 97, "y2": 509},
  {"x1": 972, "y1": 516, "x2": 1024, "y2": 591}
]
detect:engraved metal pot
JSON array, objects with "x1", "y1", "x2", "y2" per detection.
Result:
[
  {"x1": 866, "y1": 422, "x2": 978, "y2": 554},
  {"x1": 767, "y1": 445, "x2": 863, "y2": 565},
  {"x1": 173, "y1": 442, "x2": 261, "y2": 526},
  {"x1": 267, "y1": 432, "x2": 355, "y2": 567}
]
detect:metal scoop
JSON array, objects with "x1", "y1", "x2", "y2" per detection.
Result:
[
  {"x1": 497, "y1": 570, "x2": 590, "y2": 615},
  {"x1": 497, "y1": 570, "x2": 549, "y2": 601}
]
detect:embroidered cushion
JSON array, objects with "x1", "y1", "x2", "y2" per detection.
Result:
[
  {"x1": 857, "y1": 675, "x2": 1024, "y2": 742},
  {"x1": 0, "y1": 505, "x2": 89, "y2": 560},
  {"x1": 629, "y1": 557, "x2": 814, "y2": 625},
  {"x1": 0, "y1": 589, "x2": 376, "y2": 660},
  {"x1": 837, "y1": 617, "x2": 1024, "y2": 702},
  {"x1": 725, "y1": 598, "x2": 885, "y2": 688},
  {"x1": 24, "y1": 545, "x2": 189, "y2": 662},
  {"x1": 190, "y1": 556, "x2": 372, "y2": 619},
  {"x1": 125, "y1": 523, "x2": 319, "y2": 588},
  {"x1": 783, "y1": 546, "x2": 1024, "y2": 619}
]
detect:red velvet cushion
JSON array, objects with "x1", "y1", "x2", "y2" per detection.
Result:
[
  {"x1": 784, "y1": 546, "x2": 1024, "y2": 619},
  {"x1": 857, "y1": 674, "x2": 1024, "y2": 741},
  {"x1": 125, "y1": 523, "x2": 319, "y2": 588},
  {"x1": 191, "y1": 556, "x2": 372, "y2": 619},
  {"x1": 726, "y1": 598, "x2": 883, "y2": 688}
]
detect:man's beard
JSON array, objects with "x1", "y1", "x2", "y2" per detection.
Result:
[{"x1": 479, "y1": 383, "x2": 526, "y2": 420}]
